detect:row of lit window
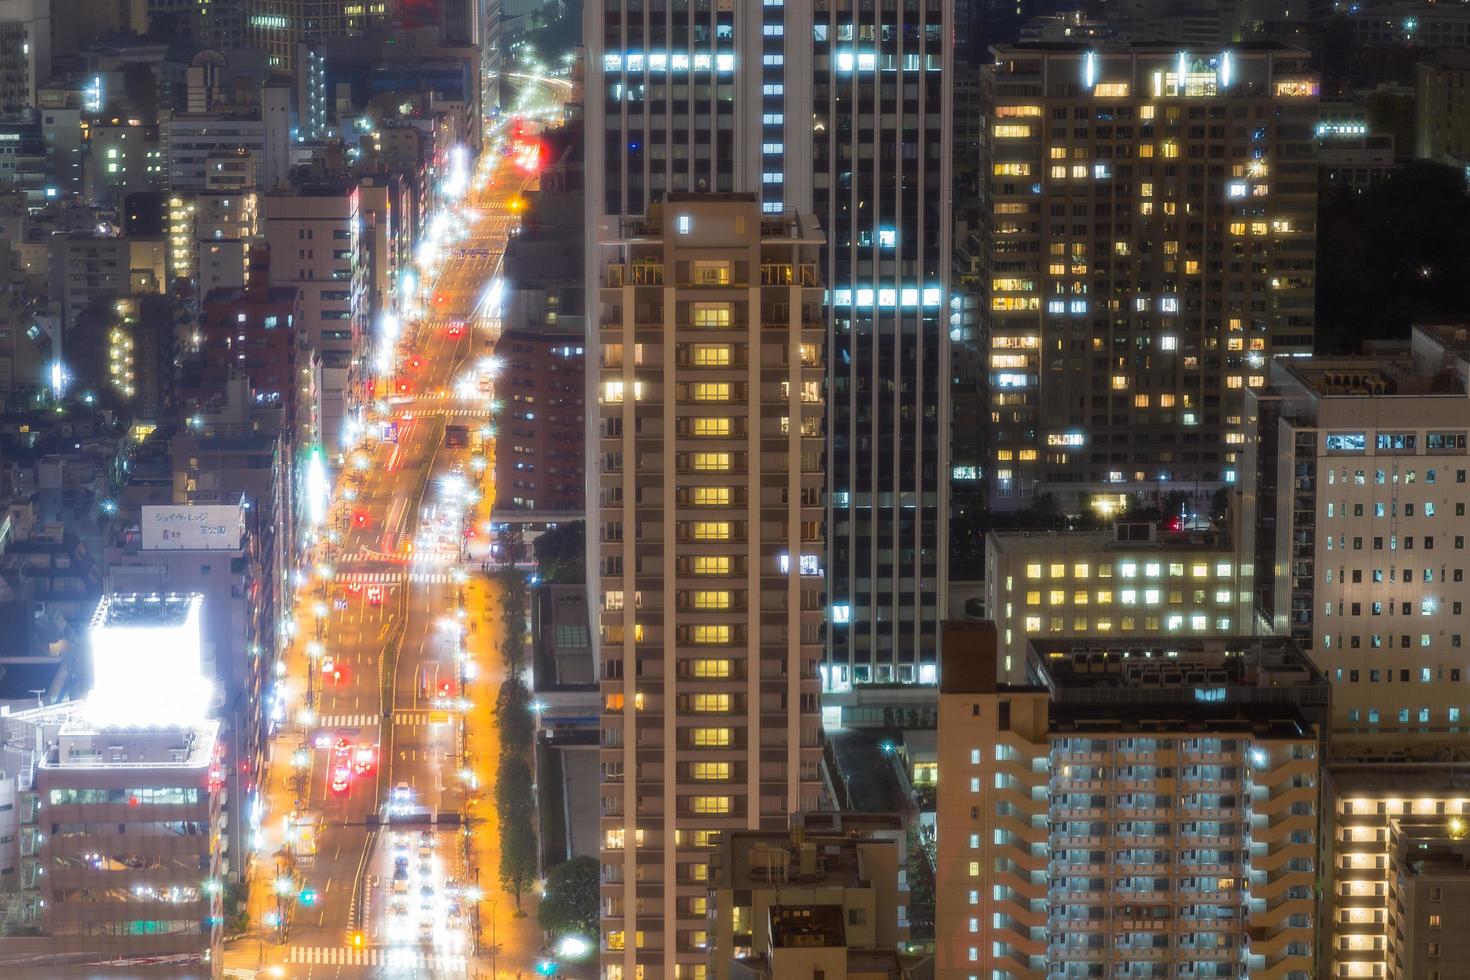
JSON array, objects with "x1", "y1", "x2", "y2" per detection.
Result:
[
  {"x1": 1022, "y1": 560, "x2": 1233, "y2": 580},
  {"x1": 1020, "y1": 614, "x2": 1232, "y2": 633},
  {"x1": 1019, "y1": 588, "x2": 1236, "y2": 606}
]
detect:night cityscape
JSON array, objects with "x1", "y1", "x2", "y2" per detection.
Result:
[{"x1": 1, "y1": 0, "x2": 1469, "y2": 978}]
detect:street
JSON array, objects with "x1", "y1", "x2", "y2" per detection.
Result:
[{"x1": 223, "y1": 76, "x2": 568, "y2": 980}]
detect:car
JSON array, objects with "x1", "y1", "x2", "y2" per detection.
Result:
[
  {"x1": 393, "y1": 782, "x2": 412, "y2": 804},
  {"x1": 417, "y1": 920, "x2": 434, "y2": 943},
  {"x1": 419, "y1": 884, "x2": 434, "y2": 900},
  {"x1": 392, "y1": 878, "x2": 409, "y2": 895},
  {"x1": 390, "y1": 899, "x2": 409, "y2": 917},
  {"x1": 353, "y1": 744, "x2": 376, "y2": 775},
  {"x1": 320, "y1": 654, "x2": 336, "y2": 675},
  {"x1": 393, "y1": 834, "x2": 410, "y2": 853},
  {"x1": 329, "y1": 766, "x2": 351, "y2": 795},
  {"x1": 418, "y1": 861, "x2": 433, "y2": 878},
  {"x1": 367, "y1": 585, "x2": 384, "y2": 606},
  {"x1": 418, "y1": 844, "x2": 433, "y2": 861},
  {"x1": 394, "y1": 856, "x2": 409, "y2": 871},
  {"x1": 419, "y1": 831, "x2": 434, "y2": 847},
  {"x1": 393, "y1": 867, "x2": 408, "y2": 882}
]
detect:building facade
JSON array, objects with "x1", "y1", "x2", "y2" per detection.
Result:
[
  {"x1": 981, "y1": 42, "x2": 1318, "y2": 512},
  {"x1": 584, "y1": 0, "x2": 953, "y2": 686},
  {"x1": 596, "y1": 197, "x2": 826, "y2": 980},
  {"x1": 936, "y1": 622, "x2": 1325, "y2": 979},
  {"x1": 490, "y1": 329, "x2": 585, "y2": 516},
  {"x1": 1254, "y1": 330, "x2": 1470, "y2": 741},
  {"x1": 985, "y1": 522, "x2": 1253, "y2": 683}
]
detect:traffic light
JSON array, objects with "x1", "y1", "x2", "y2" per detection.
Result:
[
  {"x1": 535, "y1": 960, "x2": 557, "y2": 976},
  {"x1": 299, "y1": 888, "x2": 318, "y2": 906}
]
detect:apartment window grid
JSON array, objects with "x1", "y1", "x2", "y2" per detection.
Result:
[{"x1": 982, "y1": 47, "x2": 1317, "y2": 506}]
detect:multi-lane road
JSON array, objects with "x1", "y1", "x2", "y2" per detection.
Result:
[{"x1": 224, "y1": 76, "x2": 567, "y2": 980}]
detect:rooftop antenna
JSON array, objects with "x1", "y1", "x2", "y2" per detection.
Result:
[{"x1": 28, "y1": 689, "x2": 44, "y2": 709}]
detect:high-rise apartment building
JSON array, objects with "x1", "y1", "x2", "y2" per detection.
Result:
[
  {"x1": 981, "y1": 42, "x2": 1318, "y2": 512},
  {"x1": 596, "y1": 196, "x2": 826, "y2": 980},
  {"x1": 585, "y1": 0, "x2": 953, "y2": 690},
  {"x1": 936, "y1": 621, "x2": 1326, "y2": 979},
  {"x1": 1247, "y1": 326, "x2": 1470, "y2": 743}
]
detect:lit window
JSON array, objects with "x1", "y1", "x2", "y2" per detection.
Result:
[
  {"x1": 692, "y1": 556, "x2": 731, "y2": 576},
  {"x1": 691, "y1": 728, "x2": 730, "y2": 747},
  {"x1": 691, "y1": 693, "x2": 731, "y2": 712},
  {"x1": 691, "y1": 625, "x2": 731, "y2": 645},
  {"x1": 677, "y1": 215, "x2": 692, "y2": 234},
  {"x1": 691, "y1": 522, "x2": 731, "y2": 541},
  {"x1": 692, "y1": 417, "x2": 732, "y2": 437},
  {"x1": 690, "y1": 796, "x2": 730, "y2": 814},
  {"x1": 692, "y1": 487, "x2": 731, "y2": 506},
  {"x1": 691, "y1": 762, "x2": 730, "y2": 781},
  {"x1": 691, "y1": 658, "x2": 731, "y2": 677},
  {"x1": 691, "y1": 382, "x2": 731, "y2": 401},
  {"x1": 691, "y1": 452, "x2": 732, "y2": 471},
  {"x1": 692, "y1": 344, "x2": 732, "y2": 367}
]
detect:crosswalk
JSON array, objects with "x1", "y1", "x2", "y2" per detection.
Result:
[
  {"x1": 394, "y1": 710, "x2": 443, "y2": 725},
  {"x1": 335, "y1": 569, "x2": 463, "y2": 586},
  {"x1": 285, "y1": 945, "x2": 467, "y2": 970},
  {"x1": 316, "y1": 714, "x2": 380, "y2": 730},
  {"x1": 338, "y1": 571, "x2": 405, "y2": 585}
]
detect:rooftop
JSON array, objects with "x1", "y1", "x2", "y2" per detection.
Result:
[
  {"x1": 90, "y1": 592, "x2": 200, "y2": 630},
  {"x1": 989, "y1": 523, "x2": 1231, "y2": 555},
  {"x1": 1279, "y1": 357, "x2": 1464, "y2": 398},
  {"x1": 713, "y1": 821, "x2": 901, "y2": 892}
]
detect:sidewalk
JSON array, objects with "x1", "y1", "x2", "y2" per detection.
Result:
[{"x1": 462, "y1": 572, "x2": 546, "y2": 978}]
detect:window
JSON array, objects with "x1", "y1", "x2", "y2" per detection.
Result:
[
  {"x1": 690, "y1": 658, "x2": 731, "y2": 678},
  {"x1": 691, "y1": 591, "x2": 731, "y2": 611},
  {"x1": 692, "y1": 556, "x2": 731, "y2": 575},
  {"x1": 691, "y1": 625, "x2": 731, "y2": 645},
  {"x1": 691, "y1": 382, "x2": 731, "y2": 401},
  {"x1": 692, "y1": 261, "x2": 731, "y2": 285},
  {"x1": 677, "y1": 215, "x2": 692, "y2": 235},
  {"x1": 691, "y1": 417, "x2": 732, "y2": 437},
  {"x1": 690, "y1": 693, "x2": 731, "y2": 712},
  {"x1": 690, "y1": 796, "x2": 730, "y2": 814},
  {"x1": 692, "y1": 344, "x2": 732, "y2": 366},
  {"x1": 691, "y1": 522, "x2": 731, "y2": 541},
  {"x1": 692, "y1": 487, "x2": 731, "y2": 506},
  {"x1": 691, "y1": 728, "x2": 730, "y2": 747},
  {"x1": 691, "y1": 452, "x2": 732, "y2": 471},
  {"x1": 691, "y1": 762, "x2": 729, "y2": 781},
  {"x1": 692, "y1": 303, "x2": 731, "y2": 328}
]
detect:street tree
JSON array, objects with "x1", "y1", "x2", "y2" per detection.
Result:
[
  {"x1": 537, "y1": 856, "x2": 599, "y2": 939},
  {"x1": 499, "y1": 815, "x2": 538, "y2": 913}
]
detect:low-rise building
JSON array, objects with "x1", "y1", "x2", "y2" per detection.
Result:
[
  {"x1": 708, "y1": 812, "x2": 909, "y2": 980},
  {"x1": 985, "y1": 523, "x2": 1252, "y2": 684}
]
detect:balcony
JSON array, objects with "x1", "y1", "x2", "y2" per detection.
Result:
[{"x1": 605, "y1": 263, "x2": 665, "y2": 287}]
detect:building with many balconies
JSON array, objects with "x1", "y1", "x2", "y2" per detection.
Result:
[
  {"x1": 935, "y1": 621, "x2": 1326, "y2": 979},
  {"x1": 596, "y1": 195, "x2": 827, "y2": 980}
]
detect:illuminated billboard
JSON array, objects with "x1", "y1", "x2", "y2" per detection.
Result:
[
  {"x1": 141, "y1": 504, "x2": 245, "y2": 551},
  {"x1": 84, "y1": 594, "x2": 213, "y2": 727}
]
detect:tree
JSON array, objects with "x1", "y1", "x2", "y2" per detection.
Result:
[
  {"x1": 495, "y1": 753, "x2": 535, "y2": 825},
  {"x1": 223, "y1": 877, "x2": 250, "y2": 936},
  {"x1": 497, "y1": 677, "x2": 535, "y2": 755},
  {"x1": 537, "y1": 857, "x2": 599, "y2": 939},
  {"x1": 1209, "y1": 486, "x2": 1232, "y2": 526},
  {"x1": 499, "y1": 815, "x2": 539, "y2": 913},
  {"x1": 533, "y1": 521, "x2": 586, "y2": 584}
]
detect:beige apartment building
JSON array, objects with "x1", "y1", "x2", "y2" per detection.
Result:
[
  {"x1": 935, "y1": 622, "x2": 1326, "y2": 979},
  {"x1": 596, "y1": 195, "x2": 826, "y2": 980},
  {"x1": 981, "y1": 42, "x2": 1318, "y2": 511},
  {"x1": 1252, "y1": 326, "x2": 1470, "y2": 742},
  {"x1": 1323, "y1": 766, "x2": 1470, "y2": 980},
  {"x1": 985, "y1": 522, "x2": 1252, "y2": 682}
]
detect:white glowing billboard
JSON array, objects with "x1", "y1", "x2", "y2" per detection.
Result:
[
  {"x1": 85, "y1": 594, "x2": 213, "y2": 727},
  {"x1": 141, "y1": 504, "x2": 244, "y2": 551}
]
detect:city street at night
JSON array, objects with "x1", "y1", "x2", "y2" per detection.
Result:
[{"x1": 222, "y1": 75, "x2": 569, "y2": 980}]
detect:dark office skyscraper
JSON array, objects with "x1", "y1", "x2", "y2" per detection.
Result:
[{"x1": 586, "y1": 0, "x2": 953, "y2": 710}]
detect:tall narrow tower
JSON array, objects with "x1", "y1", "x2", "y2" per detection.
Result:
[
  {"x1": 596, "y1": 196, "x2": 827, "y2": 980},
  {"x1": 585, "y1": 0, "x2": 954, "y2": 713}
]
